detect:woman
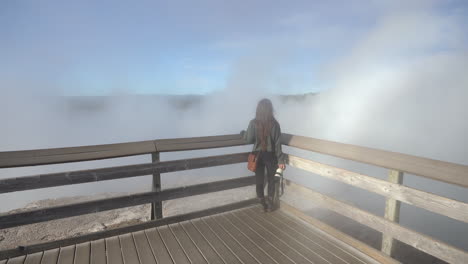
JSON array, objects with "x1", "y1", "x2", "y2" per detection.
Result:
[{"x1": 242, "y1": 98, "x2": 286, "y2": 212}]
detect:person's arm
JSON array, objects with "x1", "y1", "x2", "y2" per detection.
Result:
[
  {"x1": 243, "y1": 120, "x2": 256, "y2": 144},
  {"x1": 273, "y1": 123, "x2": 286, "y2": 169}
]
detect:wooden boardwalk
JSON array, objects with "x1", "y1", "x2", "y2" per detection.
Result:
[{"x1": 0, "y1": 205, "x2": 386, "y2": 264}]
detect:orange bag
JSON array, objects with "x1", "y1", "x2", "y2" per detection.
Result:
[{"x1": 247, "y1": 153, "x2": 259, "y2": 172}]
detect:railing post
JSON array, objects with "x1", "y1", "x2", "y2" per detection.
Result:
[
  {"x1": 381, "y1": 169, "x2": 404, "y2": 256},
  {"x1": 151, "y1": 151, "x2": 163, "y2": 220}
]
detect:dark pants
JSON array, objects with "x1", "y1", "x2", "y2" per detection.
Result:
[{"x1": 255, "y1": 152, "x2": 278, "y2": 200}]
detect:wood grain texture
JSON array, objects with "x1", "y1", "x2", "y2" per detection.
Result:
[
  {"x1": 90, "y1": 240, "x2": 105, "y2": 264},
  {"x1": 282, "y1": 133, "x2": 468, "y2": 187},
  {"x1": 57, "y1": 245, "x2": 75, "y2": 264},
  {"x1": 0, "y1": 152, "x2": 249, "y2": 194},
  {"x1": 180, "y1": 221, "x2": 225, "y2": 264},
  {"x1": 278, "y1": 203, "x2": 400, "y2": 264},
  {"x1": 0, "y1": 199, "x2": 259, "y2": 260},
  {"x1": 40, "y1": 248, "x2": 59, "y2": 264},
  {"x1": 284, "y1": 180, "x2": 468, "y2": 264},
  {"x1": 24, "y1": 252, "x2": 43, "y2": 264},
  {"x1": 73, "y1": 243, "x2": 90, "y2": 264},
  {"x1": 5, "y1": 256, "x2": 25, "y2": 264},
  {"x1": 169, "y1": 223, "x2": 208, "y2": 264},
  {"x1": 132, "y1": 231, "x2": 157, "y2": 264},
  {"x1": 287, "y1": 154, "x2": 468, "y2": 223},
  {"x1": 158, "y1": 226, "x2": 190, "y2": 264},
  {"x1": 381, "y1": 170, "x2": 403, "y2": 256},
  {"x1": 0, "y1": 134, "x2": 243, "y2": 168},
  {"x1": 119, "y1": 234, "x2": 140, "y2": 264},
  {"x1": 105, "y1": 236, "x2": 123, "y2": 264},
  {"x1": 0, "y1": 176, "x2": 256, "y2": 229},
  {"x1": 145, "y1": 228, "x2": 173, "y2": 264}
]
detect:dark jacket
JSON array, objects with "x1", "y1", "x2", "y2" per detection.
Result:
[{"x1": 243, "y1": 119, "x2": 285, "y2": 164}]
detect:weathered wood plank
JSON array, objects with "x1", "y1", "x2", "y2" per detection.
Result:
[
  {"x1": 268, "y1": 209, "x2": 371, "y2": 264},
  {"x1": 190, "y1": 219, "x2": 242, "y2": 264},
  {"x1": 284, "y1": 180, "x2": 468, "y2": 264},
  {"x1": 0, "y1": 141, "x2": 156, "y2": 168},
  {"x1": 40, "y1": 248, "x2": 59, "y2": 264},
  {"x1": 278, "y1": 203, "x2": 401, "y2": 264},
  {"x1": 57, "y1": 245, "x2": 75, "y2": 264},
  {"x1": 0, "y1": 199, "x2": 259, "y2": 260},
  {"x1": 24, "y1": 252, "x2": 43, "y2": 264},
  {"x1": 169, "y1": 223, "x2": 208, "y2": 264},
  {"x1": 0, "y1": 152, "x2": 249, "y2": 194},
  {"x1": 242, "y1": 208, "x2": 333, "y2": 264},
  {"x1": 235, "y1": 208, "x2": 334, "y2": 264},
  {"x1": 0, "y1": 259, "x2": 6, "y2": 264},
  {"x1": 145, "y1": 228, "x2": 173, "y2": 264},
  {"x1": 150, "y1": 152, "x2": 163, "y2": 220},
  {"x1": 0, "y1": 176, "x2": 256, "y2": 229},
  {"x1": 73, "y1": 242, "x2": 90, "y2": 264},
  {"x1": 119, "y1": 234, "x2": 140, "y2": 264},
  {"x1": 0, "y1": 133, "x2": 243, "y2": 168},
  {"x1": 210, "y1": 214, "x2": 277, "y2": 264},
  {"x1": 158, "y1": 226, "x2": 190, "y2": 264},
  {"x1": 132, "y1": 231, "x2": 157, "y2": 264},
  {"x1": 201, "y1": 217, "x2": 258, "y2": 264},
  {"x1": 246, "y1": 207, "x2": 349, "y2": 264},
  {"x1": 287, "y1": 155, "x2": 468, "y2": 223},
  {"x1": 222, "y1": 212, "x2": 296, "y2": 264},
  {"x1": 282, "y1": 134, "x2": 468, "y2": 187},
  {"x1": 381, "y1": 170, "x2": 403, "y2": 257},
  {"x1": 90, "y1": 240, "x2": 105, "y2": 264},
  {"x1": 105, "y1": 236, "x2": 123, "y2": 264},
  {"x1": 180, "y1": 221, "x2": 225, "y2": 264},
  {"x1": 5, "y1": 256, "x2": 25, "y2": 264},
  {"x1": 156, "y1": 139, "x2": 247, "y2": 152}
]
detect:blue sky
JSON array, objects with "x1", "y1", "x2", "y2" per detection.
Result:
[{"x1": 1, "y1": 0, "x2": 467, "y2": 95}]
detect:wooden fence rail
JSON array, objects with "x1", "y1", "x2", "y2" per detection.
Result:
[{"x1": 282, "y1": 133, "x2": 468, "y2": 188}]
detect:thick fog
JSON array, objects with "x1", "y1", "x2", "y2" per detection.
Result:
[{"x1": 1, "y1": 0, "x2": 467, "y2": 251}]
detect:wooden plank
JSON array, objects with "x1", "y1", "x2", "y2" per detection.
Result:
[
  {"x1": 241, "y1": 208, "x2": 333, "y2": 264},
  {"x1": 40, "y1": 248, "x2": 59, "y2": 264},
  {"x1": 190, "y1": 219, "x2": 242, "y2": 264},
  {"x1": 0, "y1": 260, "x2": 6, "y2": 264},
  {"x1": 0, "y1": 176, "x2": 256, "y2": 229},
  {"x1": 222, "y1": 212, "x2": 297, "y2": 264},
  {"x1": 145, "y1": 228, "x2": 173, "y2": 264},
  {"x1": 278, "y1": 203, "x2": 401, "y2": 264},
  {"x1": 158, "y1": 226, "x2": 190, "y2": 264},
  {"x1": 201, "y1": 217, "x2": 258, "y2": 264},
  {"x1": 381, "y1": 170, "x2": 403, "y2": 256},
  {"x1": 24, "y1": 252, "x2": 44, "y2": 264},
  {"x1": 169, "y1": 223, "x2": 208, "y2": 264},
  {"x1": 105, "y1": 236, "x2": 123, "y2": 264},
  {"x1": 90, "y1": 240, "x2": 105, "y2": 264},
  {"x1": 0, "y1": 199, "x2": 259, "y2": 260},
  {"x1": 156, "y1": 139, "x2": 247, "y2": 152},
  {"x1": 180, "y1": 221, "x2": 225, "y2": 264},
  {"x1": 57, "y1": 245, "x2": 75, "y2": 264},
  {"x1": 132, "y1": 231, "x2": 157, "y2": 264},
  {"x1": 119, "y1": 234, "x2": 140, "y2": 264},
  {"x1": 73, "y1": 242, "x2": 90, "y2": 264},
  {"x1": 0, "y1": 152, "x2": 249, "y2": 194},
  {"x1": 210, "y1": 214, "x2": 277, "y2": 264},
  {"x1": 268, "y1": 209, "x2": 371, "y2": 264},
  {"x1": 282, "y1": 134, "x2": 468, "y2": 187},
  {"x1": 245, "y1": 207, "x2": 349, "y2": 264},
  {"x1": 151, "y1": 152, "x2": 163, "y2": 220},
  {"x1": 5, "y1": 256, "x2": 25, "y2": 264},
  {"x1": 287, "y1": 155, "x2": 468, "y2": 223},
  {"x1": 0, "y1": 133, "x2": 243, "y2": 168},
  {"x1": 235, "y1": 208, "x2": 336, "y2": 264},
  {"x1": 0, "y1": 141, "x2": 156, "y2": 168},
  {"x1": 284, "y1": 180, "x2": 468, "y2": 264}
]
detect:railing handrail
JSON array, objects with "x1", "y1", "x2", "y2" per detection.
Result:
[
  {"x1": 282, "y1": 133, "x2": 468, "y2": 188},
  {"x1": 0, "y1": 134, "x2": 245, "y2": 168}
]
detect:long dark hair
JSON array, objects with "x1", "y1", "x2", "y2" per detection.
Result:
[{"x1": 255, "y1": 98, "x2": 277, "y2": 151}]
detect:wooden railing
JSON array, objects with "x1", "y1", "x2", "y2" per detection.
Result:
[
  {"x1": 281, "y1": 133, "x2": 468, "y2": 264},
  {"x1": 1, "y1": 133, "x2": 467, "y2": 263},
  {"x1": 0, "y1": 134, "x2": 255, "y2": 259}
]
